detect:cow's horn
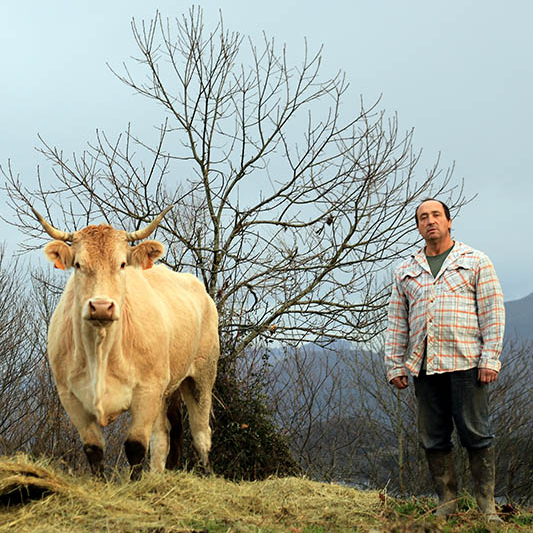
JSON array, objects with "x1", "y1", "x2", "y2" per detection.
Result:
[
  {"x1": 31, "y1": 207, "x2": 74, "y2": 241},
  {"x1": 125, "y1": 205, "x2": 174, "y2": 242}
]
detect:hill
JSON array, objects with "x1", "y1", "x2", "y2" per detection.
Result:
[
  {"x1": 0, "y1": 454, "x2": 380, "y2": 533},
  {"x1": 505, "y1": 293, "x2": 533, "y2": 343}
]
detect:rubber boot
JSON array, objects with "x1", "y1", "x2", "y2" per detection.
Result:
[
  {"x1": 425, "y1": 449, "x2": 458, "y2": 517},
  {"x1": 468, "y1": 446, "x2": 503, "y2": 523}
]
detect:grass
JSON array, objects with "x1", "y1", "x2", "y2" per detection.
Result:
[{"x1": 0, "y1": 454, "x2": 532, "y2": 532}]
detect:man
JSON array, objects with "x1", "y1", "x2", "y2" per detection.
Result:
[{"x1": 384, "y1": 199, "x2": 505, "y2": 521}]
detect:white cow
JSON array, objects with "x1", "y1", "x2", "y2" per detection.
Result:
[{"x1": 33, "y1": 207, "x2": 219, "y2": 478}]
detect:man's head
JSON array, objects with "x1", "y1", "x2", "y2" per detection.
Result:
[{"x1": 415, "y1": 199, "x2": 452, "y2": 244}]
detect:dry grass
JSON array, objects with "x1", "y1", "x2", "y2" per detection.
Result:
[
  {"x1": 0, "y1": 454, "x2": 532, "y2": 533},
  {"x1": 0, "y1": 454, "x2": 382, "y2": 532}
]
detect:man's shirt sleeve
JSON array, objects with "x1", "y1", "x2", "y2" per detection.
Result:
[
  {"x1": 384, "y1": 270, "x2": 410, "y2": 382},
  {"x1": 475, "y1": 254, "x2": 505, "y2": 371}
]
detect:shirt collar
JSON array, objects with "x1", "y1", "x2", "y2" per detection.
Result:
[{"x1": 411, "y1": 241, "x2": 473, "y2": 277}]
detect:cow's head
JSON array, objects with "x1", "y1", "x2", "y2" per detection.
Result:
[{"x1": 33, "y1": 207, "x2": 173, "y2": 327}]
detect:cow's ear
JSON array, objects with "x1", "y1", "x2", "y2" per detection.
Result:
[
  {"x1": 129, "y1": 240, "x2": 165, "y2": 270},
  {"x1": 44, "y1": 241, "x2": 74, "y2": 271}
]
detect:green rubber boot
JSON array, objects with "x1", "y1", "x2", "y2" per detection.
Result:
[
  {"x1": 468, "y1": 447, "x2": 503, "y2": 523},
  {"x1": 425, "y1": 449, "x2": 458, "y2": 517}
]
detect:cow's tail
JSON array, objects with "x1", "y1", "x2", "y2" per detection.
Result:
[{"x1": 165, "y1": 388, "x2": 183, "y2": 470}]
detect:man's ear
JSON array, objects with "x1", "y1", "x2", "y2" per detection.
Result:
[
  {"x1": 44, "y1": 241, "x2": 74, "y2": 270},
  {"x1": 129, "y1": 240, "x2": 165, "y2": 270}
]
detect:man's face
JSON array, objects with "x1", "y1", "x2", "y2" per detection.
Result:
[{"x1": 416, "y1": 200, "x2": 452, "y2": 243}]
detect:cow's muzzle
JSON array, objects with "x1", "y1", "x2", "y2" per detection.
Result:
[{"x1": 83, "y1": 298, "x2": 120, "y2": 324}]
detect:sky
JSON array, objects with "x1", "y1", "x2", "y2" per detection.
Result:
[{"x1": 1, "y1": 1, "x2": 532, "y2": 301}]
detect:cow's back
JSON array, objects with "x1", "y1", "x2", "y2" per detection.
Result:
[{"x1": 123, "y1": 265, "x2": 219, "y2": 386}]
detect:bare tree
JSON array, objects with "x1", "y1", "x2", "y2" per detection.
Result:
[
  {"x1": 3, "y1": 7, "x2": 465, "y2": 358},
  {"x1": 0, "y1": 254, "x2": 74, "y2": 460},
  {"x1": 267, "y1": 344, "x2": 350, "y2": 479},
  {"x1": 339, "y1": 342, "x2": 428, "y2": 496},
  {"x1": 489, "y1": 339, "x2": 533, "y2": 504}
]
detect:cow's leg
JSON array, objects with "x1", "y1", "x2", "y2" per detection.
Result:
[
  {"x1": 164, "y1": 389, "x2": 183, "y2": 470},
  {"x1": 59, "y1": 391, "x2": 105, "y2": 476},
  {"x1": 180, "y1": 377, "x2": 213, "y2": 468},
  {"x1": 149, "y1": 406, "x2": 170, "y2": 473},
  {"x1": 126, "y1": 388, "x2": 164, "y2": 480}
]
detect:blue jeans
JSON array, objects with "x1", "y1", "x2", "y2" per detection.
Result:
[{"x1": 413, "y1": 367, "x2": 494, "y2": 451}]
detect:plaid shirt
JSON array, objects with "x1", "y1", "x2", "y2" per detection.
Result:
[{"x1": 384, "y1": 241, "x2": 505, "y2": 382}]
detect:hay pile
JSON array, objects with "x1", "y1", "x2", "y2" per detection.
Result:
[{"x1": 0, "y1": 454, "x2": 384, "y2": 532}]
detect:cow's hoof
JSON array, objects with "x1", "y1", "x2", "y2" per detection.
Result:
[
  {"x1": 124, "y1": 440, "x2": 146, "y2": 481},
  {"x1": 129, "y1": 464, "x2": 143, "y2": 481},
  {"x1": 83, "y1": 444, "x2": 104, "y2": 478},
  {"x1": 195, "y1": 462, "x2": 213, "y2": 477}
]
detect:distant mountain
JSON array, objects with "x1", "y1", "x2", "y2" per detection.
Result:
[{"x1": 505, "y1": 293, "x2": 533, "y2": 342}]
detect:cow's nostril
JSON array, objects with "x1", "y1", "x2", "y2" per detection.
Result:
[{"x1": 88, "y1": 300, "x2": 116, "y2": 321}]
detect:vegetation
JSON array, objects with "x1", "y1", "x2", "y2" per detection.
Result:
[
  {"x1": 264, "y1": 340, "x2": 533, "y2": 502},
  {"x1": 1, "y1": 454, "x2": 532, "y2": 533}
]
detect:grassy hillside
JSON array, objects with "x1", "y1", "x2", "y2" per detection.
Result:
[{"x1": 0, "y1": 454, "x2": 532, "y2": 532}]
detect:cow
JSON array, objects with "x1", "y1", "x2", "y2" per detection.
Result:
[{"x1": 32, "y1": 207, "x2": 220, "y2": 479}]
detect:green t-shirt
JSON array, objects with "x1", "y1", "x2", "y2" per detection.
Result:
[{"x1": 426, "y1": 243, "x2": 454, "y2": 278}]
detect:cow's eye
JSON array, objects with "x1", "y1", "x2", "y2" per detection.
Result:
[
  {"x1": 120, "y1": 262, "x2": 126, "y2": 269},
  {"x1": 75, "y1": 262, "x2": 81, "y2": 269}
]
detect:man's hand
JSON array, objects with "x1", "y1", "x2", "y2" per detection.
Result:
[
  {"x1": 390, "y1": 376, "x2": 409, "y2": 389},
  {"x1": 478, "y1": 368, "x2": 498, "y2": 384}
]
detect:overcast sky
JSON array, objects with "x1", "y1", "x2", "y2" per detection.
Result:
[{"x1": 2, "y1": 1, "x2": 532, "y2": 301}]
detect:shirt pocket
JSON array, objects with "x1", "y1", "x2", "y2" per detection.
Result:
[
  {"x1": 400, "y1": 267, "x2": 427, "y2": 301},
  {"x1": 442, "y1": 260, "x2": 475, "y2": 295}
]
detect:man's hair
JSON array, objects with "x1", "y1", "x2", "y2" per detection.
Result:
[{"x1": 414, "y1": 198, "x2": 451, "y2": 226}]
